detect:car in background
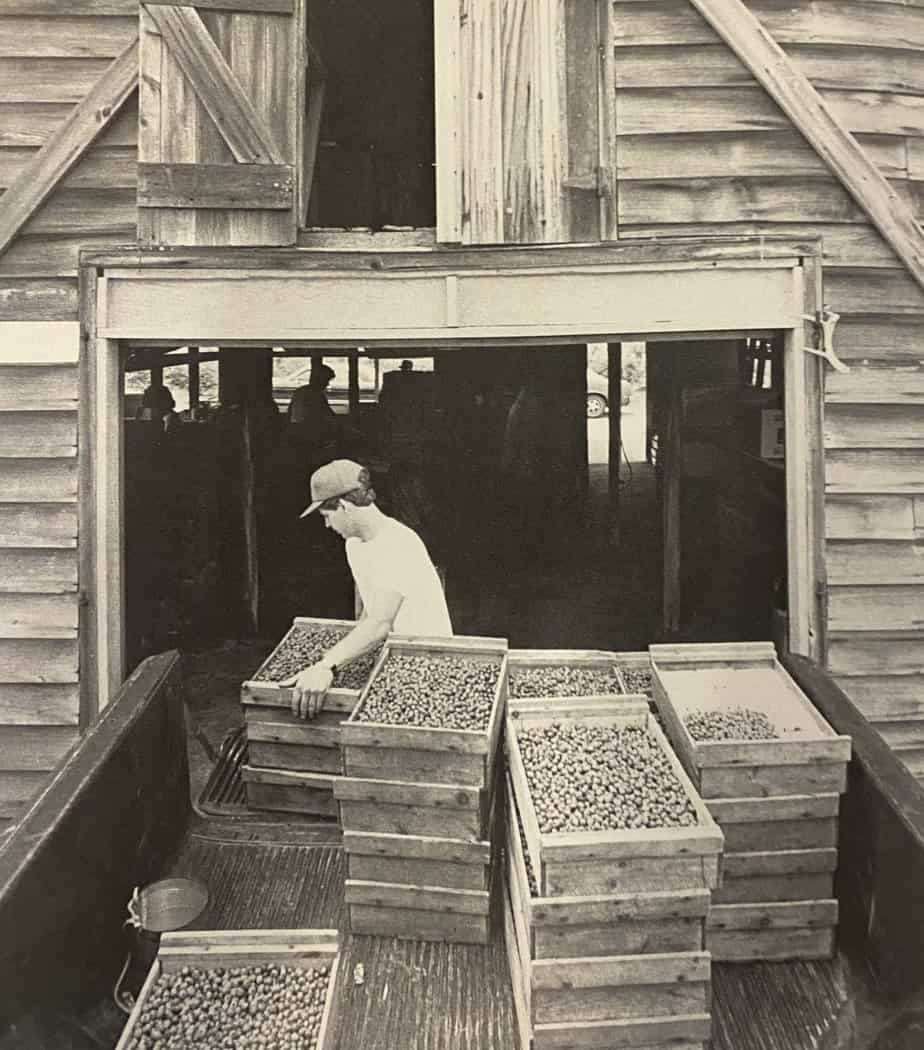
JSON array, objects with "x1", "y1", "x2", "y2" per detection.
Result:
[{"x1": 586, "y1": 368, "x2": 631, "y2": 418}]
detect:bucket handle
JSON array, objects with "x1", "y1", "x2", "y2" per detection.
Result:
[{"x1": 125, "y1": 885, "x2": 142, "y2": 930}]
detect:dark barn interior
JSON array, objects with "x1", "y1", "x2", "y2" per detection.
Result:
[{"x1": 123, "y1": 337, "x2": 787, "y2": 678}]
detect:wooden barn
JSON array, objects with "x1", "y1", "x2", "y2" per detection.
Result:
[{"x1": 0, "y1": 0, "x2": 923, "y2": 832}]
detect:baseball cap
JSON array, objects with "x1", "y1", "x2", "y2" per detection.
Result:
[{"x1": 299, "y1": 460, "x2": 371, "y2": 518}]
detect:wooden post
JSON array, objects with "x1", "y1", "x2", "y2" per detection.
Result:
[
  {"x1": 607, "y1": 343, "x2": 622, "y2": 544},
  {"x1": 662, "y1": 371, "x2": 682, "y2": 636},
  {"x1": 150, "y1": 362, "x2": 163, "y2": 388},
  {"x1": 188, "y1": 346, "x2": 200, "y2": 411},
  {"x1": 348, "y1": 352, "x2": 361, "y2": 417}
]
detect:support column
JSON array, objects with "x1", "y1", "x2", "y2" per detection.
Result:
[{"x1": 607, "y1": 343, "x2": 622, "y2": 544}]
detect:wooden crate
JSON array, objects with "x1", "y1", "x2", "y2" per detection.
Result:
[
  {"x1": 506, "y1": 783, "x2": 713, "y2": 1044},
  {"x1": 506, "y1": 775, "x2": 710, "y2": 962},
  {"x1": 341, "y1": 635, "x2": 508, "y2": 795},
  {"x1": 611, "y1": 650, "x2": 654, "y2": 698},
  {"x1": 344, "y1": 789, "x2": 502, "y2": 945},
  {"x1": 504, "y1": 771, "x2": 711, "y2": 1049},
  {"x1": 707, "y1": 901, "x2": 838, "y2": 961},
  {"x1": 241, "y1": 616, "x2": 373, "y2": 710},
  {"x1": 507, "y1": 649, "x2": 625, "y2": 700},
  {"x1": 649, "y1": 642, "x2": 846, "y2": 962},
  {"x1": 242, "y1": 766, "x2": 340, "y2": 819},
  {"x1": 244, "y1": 708, "x2": 350, "y2": 775},
  {"x1": 506, "y1": 697, "x2": 723, "y2": 898},
  {"x1": 649, "y1": 642, "x2": 852, "y2": 799},
  {"x1": 712, "y1": 848, "x2": 837, "y2": 904},
  {"x1": 344, "y1": 827, "x2": 492, "y2": 891},
  {"x1": 115, "y1": 929, "x2": 340, "y2": 1050}
]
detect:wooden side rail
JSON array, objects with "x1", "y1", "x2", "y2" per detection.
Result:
[
  {"x1": 784, "y1": 653, "x2": 924, "y2": 1003},
  {"x1": 0, "y1": 652, "x2": 189, "y2": 1028}
]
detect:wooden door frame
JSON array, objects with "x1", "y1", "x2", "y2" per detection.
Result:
[{"x1": 78, "y1": 238, "x2": 824, "y2": 717}]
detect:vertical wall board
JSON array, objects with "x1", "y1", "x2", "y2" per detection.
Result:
[{"x1": 194, "y1": 9, "x2": 233, "y2": 246}]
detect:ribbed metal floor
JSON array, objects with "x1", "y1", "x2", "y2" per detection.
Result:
[{"x1": 168, "y1": 822, "x2": 853, "y2": 1050}]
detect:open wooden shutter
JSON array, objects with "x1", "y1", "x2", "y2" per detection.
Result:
[
  {"x1": 138, "y1": 0, "x2": 305, "y2": 247},
  {"x1": 436, "y1": 0, "x2": 616, "y2": 245}
]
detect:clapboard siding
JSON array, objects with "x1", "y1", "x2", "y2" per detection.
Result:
[
  {"x1": 0, "y1": 57, "x2": 113, "y2": 104},
  {"x1": 0, "y1": 16, "x2": 137, "y2": 58},
  {"x1": 0, "y1": 94, "x2": 137, "y2": 148},
  {"x1": 613, "y1": 42, "x2": 924, "y2": 95},
  {"x1": 826, "y1": 362, "x2": 924, "y2": 403},
  {"x1": 828, "y1": 634, "x2": 924, "y2": 676},
  {"x1": 827, "y1": 540, "x2": 924, "y2": 583},
  {"x1": 0, "y1": 459, "x2": 77, "y2": 500},
  {"x1": 0, "y1": 684, "x2": 80, "y2": 727},
  {"x1": 0, "y1": 593, "x2": 79, "y2": 632},
  {"x1": 834, "y1": 676, "x2": 924, "y2": 721},
  {"x1": 825, "y1": 494, "x2": 921, "y2": 540},
  {"x1": 0, "y1": 145, "x2": 137, "y2": 191},
  {"x1": 824, "y1": 404, "x2": 924, "y2": 448},
  {"x1": 828, "y1": 585, "x2": 924, "y2": 632},
  {"x1": 615, "y1": 131, "x2": 908, "y2": 180},
  {"x1": 0, "y1": 410, "x2": 77, "y2": 457},
  {"x1": 827, "y1": 450, "x2": 924, "y2": 490},
  {"x1": 834, "y1": 316, "x2": 924, "y2": 359},
  {"x1": 609, "y1": 0, "x2": 924, "y2": 777},
  {"x1": 0, "y1": 349, "x2": 80, "y2": 821},
  {"x1": 0, "y1": 503, "x2": 77, "y2": 547},
  {"x1": 0, "y1": 725, "x2": 78, "y2": 768}
]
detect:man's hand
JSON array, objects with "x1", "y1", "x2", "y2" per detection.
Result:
[{"x1": 281, "y1": 664, "x2": 334, "y2": 720}]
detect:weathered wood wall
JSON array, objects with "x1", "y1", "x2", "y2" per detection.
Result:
[
  {"x1": 610, "y1": 0, "x2": 924, "y2": 777},
  {"x1": 0, "y1": 1, "x2": 138, "y2": 321},
  {"x1": 0, "y1": 326, "x2": 82, "y2": 831},
  {"x1": 0, "y1": 2, "x2": 137, "y2": 822}
]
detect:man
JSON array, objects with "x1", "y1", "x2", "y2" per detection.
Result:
[
  {"x1": 287, "y1": 362, "x2": 336, "y2": 425},
  {"x1": 284, "y1": 459, "x2": 452, "y2": 719}
]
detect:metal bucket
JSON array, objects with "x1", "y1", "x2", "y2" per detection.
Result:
[
  {"x1": 115, "y1": 878, "x2": 209, "y2": 1011},
  {"x1": 132, "y1": 877, "x2": 209, "y2": 933}
]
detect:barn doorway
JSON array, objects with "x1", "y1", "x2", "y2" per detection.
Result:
[{"x1": 81, "y1": 242, "x2": 823, "y2": 711}]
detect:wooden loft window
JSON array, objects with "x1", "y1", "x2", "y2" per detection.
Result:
[{"x1": 303, "y1": 0, "x2": 436, "y2": 231}]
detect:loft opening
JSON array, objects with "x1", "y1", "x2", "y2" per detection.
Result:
[{"x1": 304, "y1": 0, "x2": 435, "y2": 230}]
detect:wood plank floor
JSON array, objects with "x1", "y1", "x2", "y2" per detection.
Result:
[{"x1": 168, "y1": 819, "x2": 853, "y2": 1050}]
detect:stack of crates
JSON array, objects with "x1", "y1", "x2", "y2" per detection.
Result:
[
  {"x1": 503, "y1": 696, "x2": 723, "y2": 1050},
  {"x1": 240, "y1": 617, "x2": 378, "y2": 817},
  {"x1": 336, "y1": 635, "x2": 508, "y2": 944},
  {"x1": 651, "y1": 642, "x2": 852, "y2": 961}
]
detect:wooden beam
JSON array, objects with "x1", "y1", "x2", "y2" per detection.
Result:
[
  {"x1": 687, "y1": 0, "x2": 924, "y2": 296},
  {"x1": 145, "y1": 3, "x2": 284, "y2": 164},
  {"x1": 145, "y1": 0, "x2": 294, "y2": 11},
  {"x1": 137, "y1": 162, "x2": 294, "y2": 209},
  {"x1": 0, "y1": 38, "x2": 137, "y2": 258}
]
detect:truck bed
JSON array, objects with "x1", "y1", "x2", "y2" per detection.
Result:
[{"x1": 167, "y1": 816, "x2": 853, "y2": 1050}]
